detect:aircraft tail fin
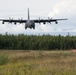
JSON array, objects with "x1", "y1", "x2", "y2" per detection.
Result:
[{"x1": 28, "y1": 8, "x2": 30, "y2": 20}]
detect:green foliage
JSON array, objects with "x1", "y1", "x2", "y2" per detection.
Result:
[
  {"x1": 0, "y1": 34, "x2": 76, "y2": 50},
  {"x1": 0, "y1": 54, "x2": 9, "y2": 65}
]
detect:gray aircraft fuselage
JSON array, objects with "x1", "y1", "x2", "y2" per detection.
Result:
[
  {"x1": 25, "y1": 8, "x2": 35, "y2": 29},
  {"x1": 25, "y1": 20, "x2": 35, "y2": 29}
]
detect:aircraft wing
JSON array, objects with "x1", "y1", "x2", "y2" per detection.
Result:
[
  {"x1": 34, "y1": 19, "x2": 67, "y2": 24},
  {"x1": 0, "y1": 19, "x2": 27, "y2": 24},
  {"x1": 0, "y1": 18, "x2": 67, "y2": 24}
]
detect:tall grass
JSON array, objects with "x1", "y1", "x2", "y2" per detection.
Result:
[
  {"x1": 0, "y1": 54, "x2": 9, "y2": 65},
  {"x1": 0, "y1": 50, "x2": 76, "y2": 75}
]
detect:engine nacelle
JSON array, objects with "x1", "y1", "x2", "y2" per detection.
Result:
[
  {"x1": 43, "y1": 22, "x2": 46, "y2": 24},
  {"x1": 55, "y1": 21, "x2": 58, "y2": 24},
  {"x1": 14, "y1": 22, "x2": 16, "y2": 25},
  {"x1": 2, "y1": 21, "x2": 4, "y2": 24}
]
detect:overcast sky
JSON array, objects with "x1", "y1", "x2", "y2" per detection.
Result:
[{"x1": 0, "y1": 0, "x2": 76, "y2": 35}]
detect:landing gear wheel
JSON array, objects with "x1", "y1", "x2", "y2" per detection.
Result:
[
  {"x1": 25, "y1": 27, "x2": 27, "y2": 29},
  {"x1": 33, "y1": 26, "x2": 35, "y2": 29}
]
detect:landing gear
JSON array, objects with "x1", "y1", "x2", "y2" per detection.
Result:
[
  {"x1": 25, "y1": 26, "x2": 27, "y2": 29},
  {"x1": 33, "y1": 26, "x2": 35, "y2": 29}
]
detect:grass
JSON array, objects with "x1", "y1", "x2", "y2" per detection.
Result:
[
  {"x1": 0, "y1": 53, "x2": 9, "y2": 65},
  {"x1": 0, "y1": 50, "x2": 76, "y2": 75}
]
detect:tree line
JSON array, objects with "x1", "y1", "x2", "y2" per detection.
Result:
[{"x1": 0, "y1": 34, "x2": 76, "y2": 50}]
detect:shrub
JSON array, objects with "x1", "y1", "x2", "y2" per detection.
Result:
[{"x1": 0, "y1": 54, "x2": 9, "y2": 65}]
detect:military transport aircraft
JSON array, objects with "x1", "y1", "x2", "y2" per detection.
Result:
[{"x1": 0, "y1": 8, "x2": 67, "y2": 29}]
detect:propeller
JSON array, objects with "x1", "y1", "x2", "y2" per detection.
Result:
[
  {"x1": 48, "y1": 17, "x2": 52, "y2": 24},
  {"x1": 8, "y1": 17, "x2": 13, "y2": 24},
  {"x1": 39, "y1": 17, "x2": 41, "y2": 24},
  {"x1": 18, "y1": 18, "x2": 23, "y2": 24},
  {"x1": 9, "y1": 17, "x2": 11, "y2": 20}
]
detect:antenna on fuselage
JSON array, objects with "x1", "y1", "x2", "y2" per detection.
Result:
[{"x1": 28, "y1": 8, "x2": 30, "y2": 20}]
